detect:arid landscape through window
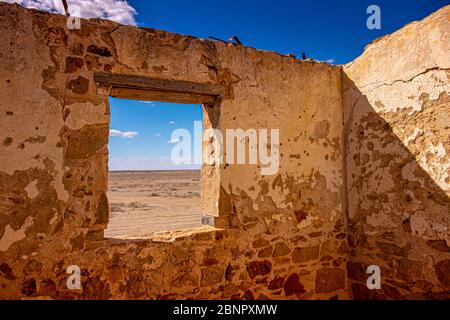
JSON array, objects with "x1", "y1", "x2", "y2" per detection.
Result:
[
  {"x1": 104, "y1": 98, "x2": 203, "y2": 238},
  {"x1": 106, "y1": 170, "x2": 202, "y2": 238}
]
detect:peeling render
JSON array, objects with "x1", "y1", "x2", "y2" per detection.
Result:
[
  {"x1": 0, "y1": 3, "x2": 449, "y2": 300},
  {"x1": 343, "y1": 6, "x2": 450, "y2": 299}
]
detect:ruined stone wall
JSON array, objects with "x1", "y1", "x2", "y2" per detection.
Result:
[
  {"x1": 1, "y1": 2, "x2": 448, "y2": 300},
  {"x1": 343, "y1": 6, "x2": 450, "y2": 299},
  {"x1": 0, "y1": 3, "x2": 346, "y2": 299}
]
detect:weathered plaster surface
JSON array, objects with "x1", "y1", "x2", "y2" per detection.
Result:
[
  {"x1": 0, "y1": 3, "x2": 448, "y2": 300},
  {"x1": 343, "y1": 6, "x2": 450, "y2": 299},
  {"x1": 0, "y1": 3, "x2": 345, "y2": 299}
]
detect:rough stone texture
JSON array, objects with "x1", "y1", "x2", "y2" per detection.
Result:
[
  {"x1": 315, "y1": 268, "x2": 345, "y2": 293},
  {"x1": 0, "y1": 2, "x2": 448, "y2": 300},
  {"x1": 343, "y1": 6, "x2": 450, "y2": 299},
  {"x1": 0, "y1": 3, "x2": 345, "y2": 300}
]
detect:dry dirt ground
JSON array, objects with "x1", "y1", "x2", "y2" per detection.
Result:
[{"x1": 105, "y1": 170, "x2": 202, "y2": 238}]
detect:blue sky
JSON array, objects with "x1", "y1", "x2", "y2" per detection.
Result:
[
  {"x1": 108, "y1": 0, "x2": 448, "y2": 170},
  {"x1": 128, "y1": 0, "x2": 448, "y2": 64},
  {"x1": 109, "y1": 99, "x2": 203, "y2": 170}
]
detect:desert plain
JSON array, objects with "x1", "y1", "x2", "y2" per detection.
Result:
[{"x1": 105, "y1": 170, "x2": 202, "y2": 238}]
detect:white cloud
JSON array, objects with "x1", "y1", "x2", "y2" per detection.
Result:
[
  {"x1": 140, "y1": 101, "x2": 156, "y2": 106},
  {"x1": 167, "y1": 137, "x2": 181, "y2": 144},
  {"x1": 110, "y1": 129, "x2": 138, "y2": 138},
  {"x1": 169, "y1": 121, "x2": 176, "y2": 124},
  {"x1": 316, "y1": 58, "x2": 336, "y2": 64},
  {"x1": 2, "y1": 0, "x2": 137, "y2": 25}
]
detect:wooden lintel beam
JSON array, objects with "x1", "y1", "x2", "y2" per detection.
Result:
[
  {"x1": 94, "y1": 72, "x2": 226, "y2": 98},
  {"x1": 110, "y1": 87, "x2": 217, "y2": 105}
]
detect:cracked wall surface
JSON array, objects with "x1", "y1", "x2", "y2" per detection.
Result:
[
  {"x1": 0, "y1": 3, "x2": 345, "y2": 299},
  {"x1": 343, "y1": 6, "x2": 450, "y2": 299},
  {"x1": 0, "y1": 2, "x2": 448, "y2": 300}
]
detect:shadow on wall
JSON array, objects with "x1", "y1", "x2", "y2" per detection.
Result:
[{"x1": 343, "y1": 73, "x2": 450, "y2": 299}]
